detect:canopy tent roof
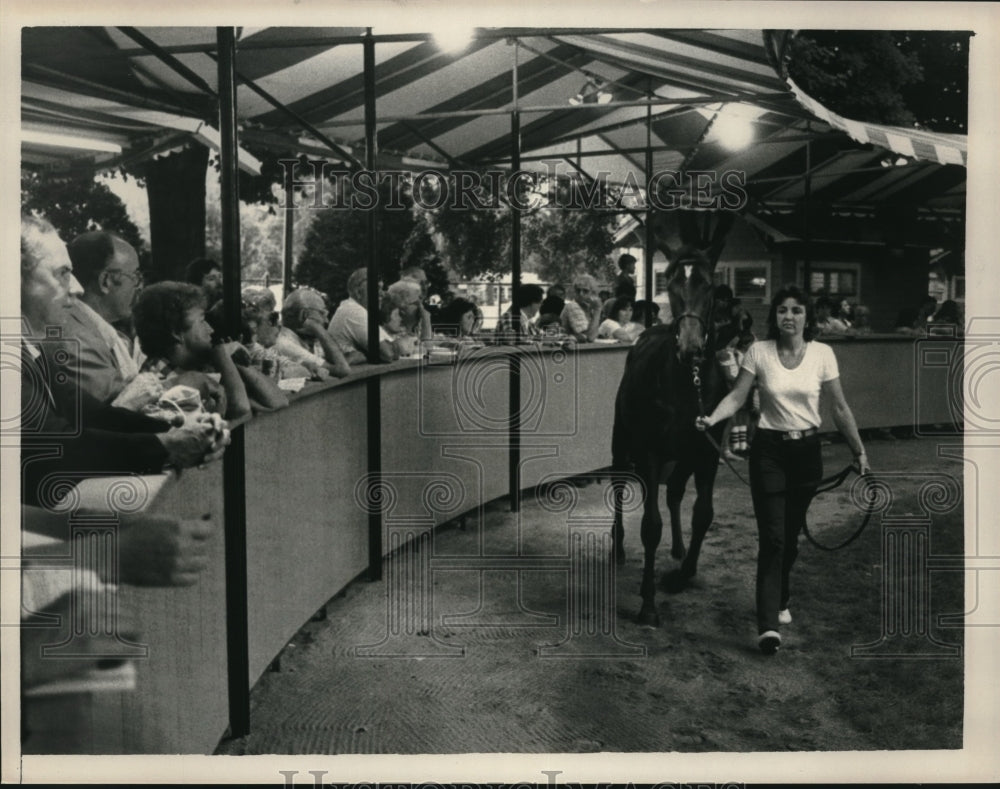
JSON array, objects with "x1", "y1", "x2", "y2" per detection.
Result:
[{"x1": 21, "y1": 27, "x2": 967, "y2": 216}]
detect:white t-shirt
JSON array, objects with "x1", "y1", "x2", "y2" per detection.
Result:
[
  {"x1": 740, "y1": 340, "x2": 839, "y2": 431},
  {"x1": 327, "y1": 298, "x2": 391, "y2": 355}
]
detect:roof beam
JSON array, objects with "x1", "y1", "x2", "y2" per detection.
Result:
[
  {"x1": 515, "y1": 38, "x2": 648, "y2": 99},
  {"x1": 651, "y1": 31, "x2": 773, "y2": 66},
  {"x1": 117, "y1": 26, "x2": 218, "y2": 98},
  {"x1": 555, "y1": 33, "x2": 787, "y2": 92},
  {"x1": 314, "y1": 91, "x2": 793, "y2": 128},
  {"x1": 203, "y1": 52, "x2": 364, "y2": 169},
  {"x1": 23, "y1": 65, "x2": 207, "y2": 117},
  {"x1": 108, "y1": 28, "x2": 674, "y2": 57}
]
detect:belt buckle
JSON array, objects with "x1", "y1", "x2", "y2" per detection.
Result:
[{"x1": 786, "y1": 430, "x2": 803, "y2": 440}]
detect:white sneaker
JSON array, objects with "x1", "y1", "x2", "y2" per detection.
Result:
[
  {"x1": 778, "y1": 608, "x2": 792, "y2": 626},
  {"x1": 758, "y1": 630, "x2": 781, "y2": 655}
]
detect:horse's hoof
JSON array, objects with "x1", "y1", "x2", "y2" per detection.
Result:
[
  {"x1": 662, "y1": 568, "x2": 691, "y2": 594},
  {"x1": 637, "y1": 603, "x2": 660, "y2": 627},
  {"x1": 670, "y1": 544, "x2": 687, "y2": 561}
]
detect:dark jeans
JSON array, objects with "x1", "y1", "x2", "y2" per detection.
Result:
[{"x1": 749, "y1": 429, "x2": 823, "y2": 633}]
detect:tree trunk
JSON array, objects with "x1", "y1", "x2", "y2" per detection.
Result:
[{"x1": 142, "y1": 145, "x2": 209, "y2": 282}]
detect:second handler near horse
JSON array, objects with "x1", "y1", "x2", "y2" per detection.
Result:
[{"x1": 696, "y1": 285, "x2": 871, "y2": 655}]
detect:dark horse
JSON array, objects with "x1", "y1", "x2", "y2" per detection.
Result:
[{"x1": 611, "y1": 246, "x2": 728, "y2": 626}]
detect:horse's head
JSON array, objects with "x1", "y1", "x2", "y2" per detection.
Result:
[{"x1": 665, "y1": 245, "x2": 715, "y2": 362}]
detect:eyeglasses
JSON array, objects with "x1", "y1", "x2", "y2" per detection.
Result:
[{"x1": 108, "y1": 269, "x2": 144, "y2": 286}]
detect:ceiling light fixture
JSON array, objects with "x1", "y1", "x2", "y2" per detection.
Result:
[{"x1": 569, "y1": 78, "x2": 613, "y2": 106}]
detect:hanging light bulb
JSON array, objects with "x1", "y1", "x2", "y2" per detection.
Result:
[
  {"x1": 713, "y1": 107, "x2": 755, "y2": 150},
  {"x1": 434, "y1": 26, "x2": 475, "y2": 53}
]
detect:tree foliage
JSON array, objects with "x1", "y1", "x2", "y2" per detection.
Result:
[
  {"x1": 788, "y1": 31, "x2": 969, "y2": 133},
  {"x1": 21, "y1": 170, "x2": 147, "y2": 259},
  {"x1": 294, "y1": 177, "x2": 439, "y2": 305},
  {"x1": 521, "y1": 207, "x2": 616, "y2": 287},
  {"x1": 430, "y1": 203, "x2": 512, "y2": 280}
]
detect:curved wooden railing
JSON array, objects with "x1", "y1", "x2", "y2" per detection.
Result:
[{"x1": 23, "y1": 334, "x2": 961, "y2": 753}]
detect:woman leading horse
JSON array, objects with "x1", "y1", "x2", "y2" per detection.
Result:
[{"x1": 696, "y1": 285, "x2": 872, "y2": 655}]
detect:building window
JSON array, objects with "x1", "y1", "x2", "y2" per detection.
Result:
[
  {"x1": 798, "y1": 262, "x2": 862, "y2": 300},
  {"x1": 716, "y1": 262, "x2": 770, "y2": 303},
  {"x1": 653, "y1": 268, "x2": 672, "y2": 296}
]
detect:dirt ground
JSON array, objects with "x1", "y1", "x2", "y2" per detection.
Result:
[{"x1": 219, "y1": 436, "x2": 964, "y2": 755}]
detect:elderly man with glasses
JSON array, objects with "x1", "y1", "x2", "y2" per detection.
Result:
[
  {"x1": 276, "y1": 286, "x2": 352, "y2": 378},
  {"x1": 47, "y1": 230, "x2": 147, "y2": 406}
]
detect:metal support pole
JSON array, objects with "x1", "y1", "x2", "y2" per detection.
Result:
[
  {"x1": 282, "y1": 197, "x2": 294, "y2": 299},
  {"x1": 803, "y1": 123, "x2": 812, "y2": 292},
  {"x1": 643, "y1": 81, "x2": 654, "y2": 322},
  {"x1": 216, "y1": 25, "x2": 250, "y2": 739},
  {"x1": 508, "y1": 40, "x2": 522, "y2": 513},
  {"x1": 364, "y1": 29, "x2": 384, "y2": 581}
]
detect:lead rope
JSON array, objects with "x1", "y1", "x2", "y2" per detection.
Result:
[
  {"x1": 691, "y1": 358, "x2": 875, "y2": 551},
  {"x1": 692, "y1": 359, "x2": 752, "y2": 486}
]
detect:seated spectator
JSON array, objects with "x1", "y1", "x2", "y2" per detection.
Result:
[
  {"x1": 378, "y1": 297, "x2": 409, "y2": 359},
  {"x1": 185, "y1": 257, "x2": 223, "y2": 309},
  {"x1": 929, "y1": 299, "x2": 963, "y2": 336},
  {"x1": 432, "y1": 297, "x2": 481, "y2": 341},
  {"x1": 386, "y1": 279, "x2": 433, "y2": 341},
  {"x1": 895, "y1": 296, "x2": 939, "y2": 336},
  {"x1": 400, "y1": 264, "x2": 430, "y2": 304},
  {"x1": 914, "y1": 296, "x2": 939, "y2": 332},
  {"x1": 328, "y1": 267, "x2": 397, "y2": 363},
  {"x1": 839, "y1": 298, "x2": 855, "y2": 328},
  {"x1": 47, "y1": 231, "x2": 147, "y2": 408},
  {"x1": 537, "y1": 284, "x2": 566, "y2": 330},
  {"x1": 278, "y1": 287, "x2": 352, "y2": 377},
  {"x1": 240, "y1": 287, "x2": 323, "y2": 380},
  {"x1": 19, "y1": 215, "x2": 226, "y2": 507},
  {"x1": 496, "y1": 283, "x2": 544, "y2": 341},
  {"x1": 631, "y1": 299, "x2": 661, "y2": 328},
  {"x1": 598, "y1": 297, "x2": 641, "y2": 343},
  {"x1": 849, "y1": 304, "x2": 872, "y2": 335},
  {"x1": 134, "y1": 282, "x2": 289, "y2": 420},
  {"x1": 815, "y1": 295, "x2": 849, "y2": 335},
  {"x1": 560, "y1": 273, "x2": 604, "y2": 342}
]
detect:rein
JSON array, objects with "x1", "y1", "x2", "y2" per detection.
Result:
[{"x1": 690, "y1": 357, "x2": 875, "y2": 552}]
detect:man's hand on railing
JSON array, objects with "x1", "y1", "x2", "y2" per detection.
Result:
[{"x1": 116, "y1": 513, "x2": 214, "y2": 587}]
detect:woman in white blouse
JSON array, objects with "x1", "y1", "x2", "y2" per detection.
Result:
[{"x1": 697, "y1": 285, "x2": 871, "y2": 655}]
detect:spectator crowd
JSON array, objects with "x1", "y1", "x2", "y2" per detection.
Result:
[{"x1": 16, "y1": 214, "x2": 959, "y2": 749}]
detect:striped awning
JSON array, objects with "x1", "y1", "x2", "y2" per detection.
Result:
[{"x1": 787, "y1": 77, "x2": 967, "y2": 167}]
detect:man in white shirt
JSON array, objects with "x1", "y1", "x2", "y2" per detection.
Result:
[{"x1": 328, "y1": 267, "x2": 397, "y2": 363}]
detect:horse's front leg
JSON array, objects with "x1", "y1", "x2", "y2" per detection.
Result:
[
  {"x1": 666, "y1": 464, "x2": 691, "y2": 561},
  {"x1": 638, "y1": 459, "x2": 669, "y2": 626},
  {"x1": 665, "y1": 458, "x2": 719, "y2": 593}
]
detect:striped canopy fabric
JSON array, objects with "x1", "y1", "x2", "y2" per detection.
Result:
[{"x1": 21, "y1": 27, "x2": 966, "y2": 215}]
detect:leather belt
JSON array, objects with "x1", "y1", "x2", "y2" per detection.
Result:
[
  {"x1": 761, "y1": 427, "x2": 820, "y2": 441},
  {"x1": 778, "y1": 427, "x2": 818, "y2": 441}
]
